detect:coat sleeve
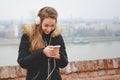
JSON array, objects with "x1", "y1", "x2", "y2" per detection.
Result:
[
  {"x1": 56, "y1": 35, "x2": 69, "y2": 68},
  {"x1": 17, "y1": 34, "x2": 48, "y2": 69}
]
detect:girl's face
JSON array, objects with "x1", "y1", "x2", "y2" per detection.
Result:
[{"x1": 42, "y1": 18, "x2": 56, "y2": 34}]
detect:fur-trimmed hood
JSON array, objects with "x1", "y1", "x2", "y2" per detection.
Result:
[{"x1": 22, "y1": 23, "x2": 62, "y2": 38}]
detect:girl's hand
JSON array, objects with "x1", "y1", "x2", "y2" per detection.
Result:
[{"x1": 43, "y1": 45, "x2": 60, "y2": 59}]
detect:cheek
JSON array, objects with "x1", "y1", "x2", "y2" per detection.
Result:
[
  {"x1": 52, "y1": 27, "x2": 55, "y2": 30},
  {"x1": 41, "y1": 26, "x2": 46, "y2": 32}
]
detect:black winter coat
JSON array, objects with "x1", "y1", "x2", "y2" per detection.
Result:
[{"x1": 17, "y1": 34, "x2": 68, "y2": 80}]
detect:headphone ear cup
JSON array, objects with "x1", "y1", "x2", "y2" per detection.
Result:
[{"x1": 35, "y1": 16, "x2": 40, "y2": 25}]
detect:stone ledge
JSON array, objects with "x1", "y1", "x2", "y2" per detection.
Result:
[{"x1": 0, "y1": 57, "x2": 120, "y2": 80}]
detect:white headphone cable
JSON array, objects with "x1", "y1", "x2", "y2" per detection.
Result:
[{"x1": 46, "y1": 58, "x2": 56, "y2": 80}]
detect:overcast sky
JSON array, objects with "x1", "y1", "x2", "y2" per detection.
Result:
[{"x1": 0, "y1": 0, "x2": 120, "y2": 20}]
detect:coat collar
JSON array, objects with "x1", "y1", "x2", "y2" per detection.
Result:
[{"x1": 22, "y1": 23, "x2": 62, "y2": 38}]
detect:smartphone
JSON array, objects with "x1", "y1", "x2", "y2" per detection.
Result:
[{"x1": 53, "y1": 45, "x2": 61, "y2": 49}]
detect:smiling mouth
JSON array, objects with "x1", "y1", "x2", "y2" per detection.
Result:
[{"x1": 45, "y1": 31, "x2": 50, "y2": 34}]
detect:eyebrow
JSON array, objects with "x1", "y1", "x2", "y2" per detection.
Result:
[{"x1": 44, "y1": 23, "x2": 55, "y2": 26}]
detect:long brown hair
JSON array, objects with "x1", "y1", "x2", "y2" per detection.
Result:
[{"x1": 30, "y1": 7, "x2": 58, "y2": 52}]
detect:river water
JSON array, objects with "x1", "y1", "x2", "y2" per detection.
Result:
[{"x1": 0, "y1": 41, "x2": 120, "y2": 66}]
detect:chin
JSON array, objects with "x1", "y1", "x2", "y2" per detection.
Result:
[{"x1": 45, "y1": 32, "x2": 50, "y2": 34}]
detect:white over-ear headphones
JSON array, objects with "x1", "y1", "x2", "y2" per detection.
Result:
[{"x1": 35, "y1": 16, "x2": 40, "y2": 25}]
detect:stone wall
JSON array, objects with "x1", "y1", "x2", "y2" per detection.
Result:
[{"x1": 0, "y1": 58, "x2": 120, "y2": 80}]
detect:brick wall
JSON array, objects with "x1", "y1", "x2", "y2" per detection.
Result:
[{"x1": 0, "y1": 58, "x2": 120, "y2": 80}]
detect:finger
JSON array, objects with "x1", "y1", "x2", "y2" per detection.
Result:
[{"x1": 47, "y1": 45, "x2": 54, "y2": 48}]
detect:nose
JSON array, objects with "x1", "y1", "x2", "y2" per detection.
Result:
[{"x1": 47, "y1": 27, "x2": 52, "y2": 32}]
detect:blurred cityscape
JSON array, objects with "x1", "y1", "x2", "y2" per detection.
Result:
[{"x1": 0, "y1": 17, "x2": 120, "y2": 43}]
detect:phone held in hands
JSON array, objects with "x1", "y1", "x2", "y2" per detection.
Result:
[{"x1": 52, "y1": 45, "x2": 61, "y2": 49}]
